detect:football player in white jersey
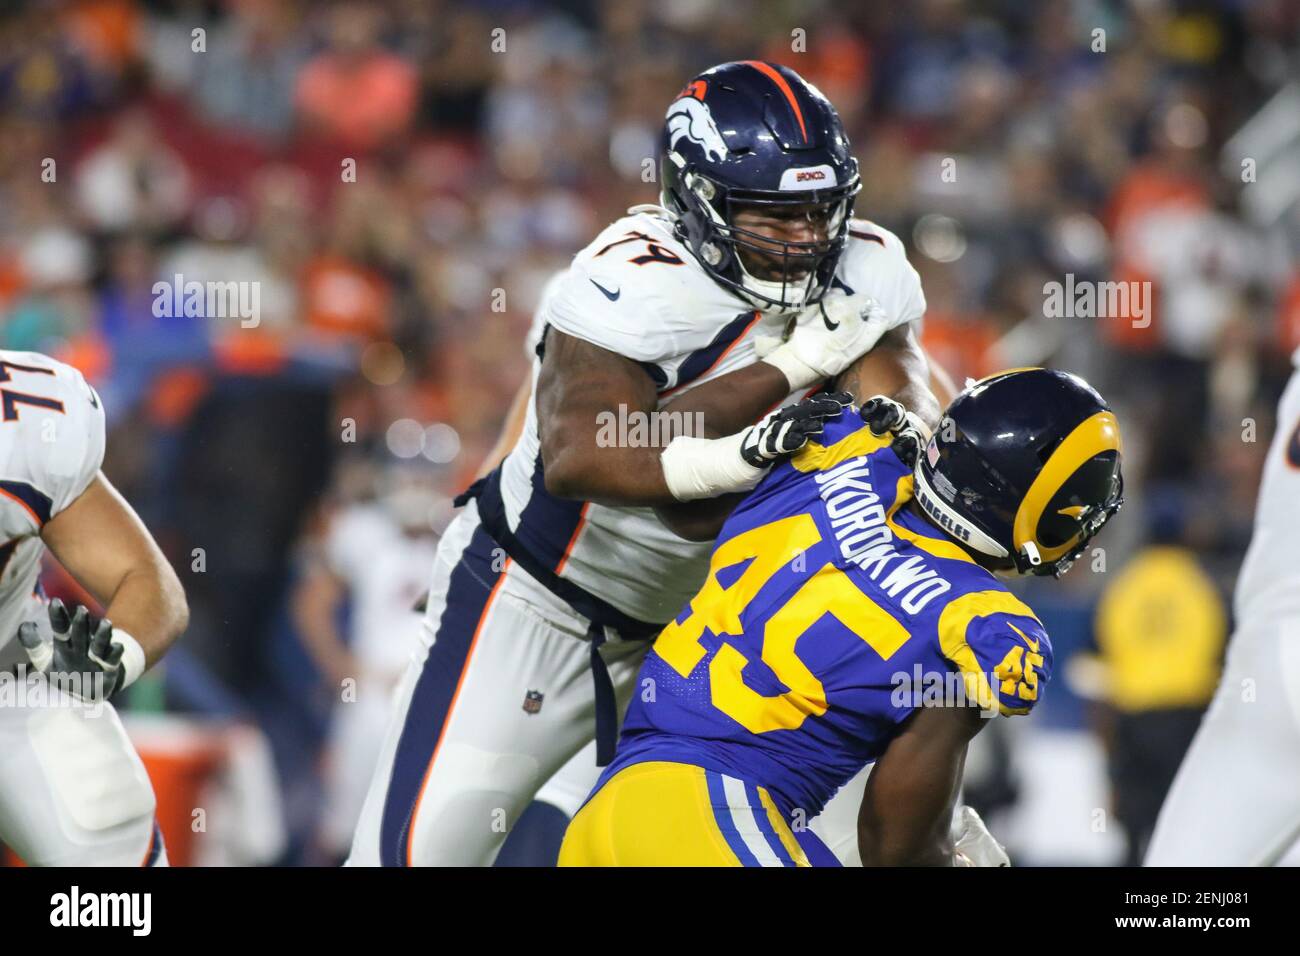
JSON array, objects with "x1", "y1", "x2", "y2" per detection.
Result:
[
  {"x1": 294, "y1": 468, "x2": 440, "y2": 862},
  {"x1": 348, "y1": 61, "x2": 946, "y2": 866},
  {"x1": 0, "y1": 351, "x2": 188, "y2": 865},
  {"x1": 1145, "y1": 351, "x2": 1300, "y2": 865}
]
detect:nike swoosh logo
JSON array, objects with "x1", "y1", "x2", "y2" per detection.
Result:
[
  {"x1": 820, "y1": 278, "x2": 857, "y2": 329},
  {"x1": 1008, "y1": 622, "x2": 1039, "y2": 653},
  {"x1": 589, "y1": 279, "x2": 620, "y2": 301}
]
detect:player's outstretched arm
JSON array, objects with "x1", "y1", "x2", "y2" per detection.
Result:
[
  {"x1": 538, "y1": 329, "x2": 682, "y2": 505},
  {"x1": 39, "y1": 473, "x2": 189, "y2": 678},
  {"x1": 857, "y1": 703, "x2": 985, "y2": 866},
  {"x1": 538, "y1": 330, "x2": 842, "y2": 506}
]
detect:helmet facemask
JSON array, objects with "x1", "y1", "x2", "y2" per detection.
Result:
[
  {"x1": 914, "y1": 442, "x2": 1125, "y2": 579},
  {"x1": 1019, "y1": 467, "x2": 1124, "y2": 577},
  {"x1": 667, "y1": 154, "x2": 859, "y2": 313}
]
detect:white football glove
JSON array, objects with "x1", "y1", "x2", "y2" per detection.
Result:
[
  {"x1": 660, "y1": 393, "x2": 851, "y2": 501},
  {"x1": 951, "y1": 805, "x2": 1011, "y2": 867},
  {"x1": 756, "y1": 289, "x2": 894, "y2": 390}
]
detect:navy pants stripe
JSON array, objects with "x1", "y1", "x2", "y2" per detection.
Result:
[{"x1": 378, "y1": 526, "x2": 505, "y2": 866}]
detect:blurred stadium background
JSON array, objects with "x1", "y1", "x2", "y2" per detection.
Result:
[{"x1": 1, "y1": 0, "x2": 1298, "y2": 865}]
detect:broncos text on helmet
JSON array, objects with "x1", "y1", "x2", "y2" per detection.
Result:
[
  {"x1": 660, "y1": 61, "x2": 861, "y2": 313},
  {"x1": 910, "y1": 368, "x2": 1125, "y2": 577}
]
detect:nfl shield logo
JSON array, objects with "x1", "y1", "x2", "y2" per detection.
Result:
[{"x1": 522, "y1": 690, "x2": 544, "y2": 715}]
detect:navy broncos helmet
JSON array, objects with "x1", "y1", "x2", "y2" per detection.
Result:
[
  {"x1": 912, "y1": 368, "x2": 1125, "y2": 578},
  {"x1": 660, "y1": 61, "x2": 861, "y2": 313}
]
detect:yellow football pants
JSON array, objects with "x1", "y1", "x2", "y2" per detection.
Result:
[{"x1": 558, "y1": 761, "x2": 810, "y2": 867}]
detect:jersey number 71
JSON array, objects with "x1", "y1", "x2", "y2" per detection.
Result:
[{"x1": 0, "y1": 360, "x2": 65, "y2": 421}]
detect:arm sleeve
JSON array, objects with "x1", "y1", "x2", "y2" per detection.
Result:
[{"x1": 942, "y1": 608, "x2": 1052, "y2": 717}]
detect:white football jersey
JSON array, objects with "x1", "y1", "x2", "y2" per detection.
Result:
[
  {"x1": 1233, "y1": 357, "x2": 1300, "y2": 626},
  {"x1": 0, "y1": 351, "x2": 105, "y2": 665},
  {"x1": 325, "y1": 504, "x2": 437, "y2": 674},
  {"x1": 478, "y1": 207, "x2": 926, "y2": 629}
]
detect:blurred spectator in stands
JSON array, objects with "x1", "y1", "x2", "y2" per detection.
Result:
[
  {"x1": 294, "y1": 1, "x2": 417, "y2": 151},
  {"x1": 160, "y1": 195, "x2": 297, "y2": 337},
  {"x1": 75, "y1": 109, "x2": 192, "y2": 233},
  {"x1": 6, "y1": 217, "x2": 94, "y2": 353},
  {"x1": 483, "y1": 16, "x2": 605, "y2": 186},
  {"x1": 0, "y1": 4, "x2": 98, "y2": 120},
  {"x1": 191, "y1": 0, "x2": 308, "y2": 140}
]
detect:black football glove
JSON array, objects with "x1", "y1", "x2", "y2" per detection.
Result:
[
  {"x1": 860, "y1": 395, "x2": 930, "y2": 469},
  {"x1": 741, "y1": 391, "x2": 853, "y2": 467},
  {"x1": 17, "y1": 599, "x2": 126, "y2": 702}
]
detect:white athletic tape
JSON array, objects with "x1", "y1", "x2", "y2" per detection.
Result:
[{"x1": 661, "y1": 432, "x2": 765, "y2": 502}]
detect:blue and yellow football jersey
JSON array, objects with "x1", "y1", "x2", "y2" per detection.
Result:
[{"x1": 602, "y1": 407, "x2": 1052, "y2": 823}]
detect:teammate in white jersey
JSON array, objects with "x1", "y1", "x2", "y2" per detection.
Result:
[
  {"x1": 348, "y1": 61, "x2": 946, "y2": 866},
  {"x1": 1145, "y1": 352, "x2": 1300, "y2": 865},
  {"x1": 0, "y1": 350, "x2": 188, "y2": 865},
  {"x1": 294, "y1": 471, "x2": 439, "y2": 861}
]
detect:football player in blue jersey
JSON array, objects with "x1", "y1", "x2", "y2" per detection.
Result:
[{"x1": 559, "y1": 368, "x2": 1124, "y2": 866}]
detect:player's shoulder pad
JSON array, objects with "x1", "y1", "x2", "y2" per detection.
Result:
[
  {"x1": 0, "y1": 351, "x2": 106, "y2": 524},
  {"x1": 837, "y1": 218, "x2": 927, "y2": 331},
  {"x1": 543, "y1": 211, "x2": 711, "y2": 362},
  {"x1": 935, "y1": 586, "x2": 1051, "y2": 717}
]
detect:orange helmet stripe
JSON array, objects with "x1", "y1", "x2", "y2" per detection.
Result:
[{"x1": 741, "y1": 60, "x2": 808, "y2": 143}]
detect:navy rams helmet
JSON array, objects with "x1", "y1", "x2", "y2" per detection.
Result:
[
  {"x1": 659, "y1": 61, "x2": 861, "y2": 313},
  {"x1": 913, "y1": 368, "x2": 1124, "y2": 577}
]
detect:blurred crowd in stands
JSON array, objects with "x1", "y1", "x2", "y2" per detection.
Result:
[{"x1": 1, "y1": 0, "x2": 1297, "y2": 864}]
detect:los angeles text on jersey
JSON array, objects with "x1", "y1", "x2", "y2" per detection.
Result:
[
  {"x1": 814, "y1": 456, "x2": 949, "y2": 613},
  {"x1": 49, "y1": 886, "x2": 151, "y2": 936}
]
